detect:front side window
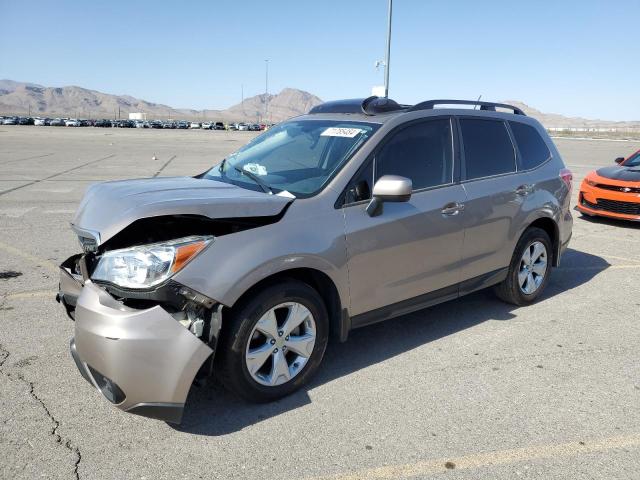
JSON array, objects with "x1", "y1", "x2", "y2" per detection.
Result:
[
  {"x1": 509, "y1": 121, "x2": 551, "y2": 170},
  {"x1": 203, "y1": 120, "x2": 379, "y2": 197},
  {"x1": 344, "y1": 159, "x2": 374, "y2": 204},
  {"x1": 375, "y1": 119, "x2": 453, "y2": 190},
  {"x1": 460, "y1": 119, "x2": 516, "y2": 180}
]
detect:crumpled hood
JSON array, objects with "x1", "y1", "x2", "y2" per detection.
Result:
[
  {"x1": 596, "y1": 165, "x2": 640, "y2": 182},
  {"x1": 71, "y1": 176, "x2": 293, "y2": 245}
]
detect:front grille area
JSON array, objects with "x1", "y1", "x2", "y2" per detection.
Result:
[
  {"x1": 595, "y1": 183, "x2": 640, "y2": 194},
  {"x1": 582, "y1": 197, "x2": 640, "y2": 216}
]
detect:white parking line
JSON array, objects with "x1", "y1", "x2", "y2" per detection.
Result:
[
  {"x1": 30, "y1": 187, "x2": 74, "y2": 193},
  {"x1": 0, "y1": 207, "x2": 36, "y2": 218},
  {"x1": 43, "y1": 209, "x2": 76, "y2": 214}
]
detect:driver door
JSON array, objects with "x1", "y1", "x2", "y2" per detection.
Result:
[{"x1": 342, "y1": 118, "x2": 467, "y2": 321}]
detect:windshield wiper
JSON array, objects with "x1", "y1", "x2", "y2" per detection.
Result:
[
  {"x1": 232, "y1": 164, "x2": 273, "y2": 194},
  {"x1": 218, "y1": 158, "x2": 272, "y2": 194}
]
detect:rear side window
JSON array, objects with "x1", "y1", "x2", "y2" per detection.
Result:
[
  {"x1": 375, "y1": 119, "x2": 453, "y2": 190},
  {"x1": 460, "y1": 119, "x2": 515, "y2": 180},
  {"x1": 509, "y1": 121, "x2": 551, "y2": 170}
]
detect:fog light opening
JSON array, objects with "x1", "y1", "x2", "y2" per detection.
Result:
[{"x1": 86, "y1": 365, "x2": 126, "y2": 404}]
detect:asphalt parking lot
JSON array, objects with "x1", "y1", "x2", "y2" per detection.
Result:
[{"x1": 1, "y1": 126, "x2": 639, "y2": 480}]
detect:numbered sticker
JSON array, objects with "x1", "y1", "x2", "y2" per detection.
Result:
[{"x1": 320, "y1": 127, "x2": 364, "y2": 138}]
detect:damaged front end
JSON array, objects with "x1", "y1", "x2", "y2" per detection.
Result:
[
  {"x1": 58, "y1": 244, "x2": 222, "y2": 424},
  {"x1": 58, "y1": 176, "x2": 293, "y2": 423}
]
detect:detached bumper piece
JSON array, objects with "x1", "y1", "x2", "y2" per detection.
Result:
[
  {"x1": 57, "y1": 254, "x2": 85, "y2": 320},
  {"x1": 69, "y1": 282, "x2": 214, "y2": 424}
]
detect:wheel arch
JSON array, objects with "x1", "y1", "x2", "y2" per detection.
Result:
[{"x1": 223, "y1": 267, "x2": 346, "y2": 343}]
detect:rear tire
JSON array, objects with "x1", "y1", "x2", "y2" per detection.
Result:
[
  {"x1": 217, "y1": 280, "x2": 329, "y2": 402},
  {"x1": 494, "y1": 227, "x2": 552, "y2": 306}
]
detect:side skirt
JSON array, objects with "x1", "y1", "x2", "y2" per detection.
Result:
[{"x1": 349, "y1": 267, "x2": 508, "y2": 331}]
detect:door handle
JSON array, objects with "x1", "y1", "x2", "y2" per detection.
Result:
[
  {"x1": 441, "y1": 202, "x2": 465, "y2": 216},
  {"x1": 515, "y1": 184, "x2": 533, "y2": 196}
]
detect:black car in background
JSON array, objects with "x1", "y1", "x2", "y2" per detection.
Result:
[
  {"x1": 214, "y1": 122, "x2": 225, "y2": 130},
  {"x1": 94, "y1": 119, "x2": 112, "y2": 127}
]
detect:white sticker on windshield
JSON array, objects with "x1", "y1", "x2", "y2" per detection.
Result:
[
  {"x1": 243, "y1": 163, "x2": 268, "y2": 176},
  {"x1": 320, "y1": 127, "x2": 363, "y2": 138}
]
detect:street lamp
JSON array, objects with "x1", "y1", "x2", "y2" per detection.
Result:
[
  {"x1": 264, "y1": 59, "x2": 269, "y2": 122},
  {"x1": 384, "y1": 0, "x2": 392, "y2": 97},
  {"x1": 375, "y1": 0, "x2": 393, "y2": 98}
]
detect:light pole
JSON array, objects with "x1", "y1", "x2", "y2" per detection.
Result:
[
  {"x1": 264, "y1": 59, "x2": 269, "y2": 123},
  {"x1": 384, "y1": 0, "x2": 393, "y2": 97},
  {"x1": 241, "y1": 83, "x2": 245, "y2": 115}
]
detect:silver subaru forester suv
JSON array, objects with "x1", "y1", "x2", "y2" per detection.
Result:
[{"x1": 58, "y1": 97, "x2": 573, "y2": 423}]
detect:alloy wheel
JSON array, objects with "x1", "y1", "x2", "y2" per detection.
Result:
[
  {"x1": 518, "y1": 241, "x2": 548, "y2": 295},
  {"x1": 245, "y1": 302, "x2": 317, "y2": 387}
]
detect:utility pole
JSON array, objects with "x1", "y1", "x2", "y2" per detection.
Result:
[
  {"x1": 241, "y1": 84, "x2": 245, "y2": 116},
  {"x1": 264, "y1": 59, "x2": 269, "y2": 123},
  {"x1": 384, "y1": 0, "x2": 393, "y2": 97}
]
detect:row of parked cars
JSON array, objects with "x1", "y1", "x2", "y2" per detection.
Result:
[{"x1": 0, "y1": 116, "x2": 271, "y2": 131}]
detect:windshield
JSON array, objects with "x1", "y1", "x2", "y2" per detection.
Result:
[
  {"x1": 204, "y1": 119, "x2": 380, "y2": 197},
  {"x1": 623, "y1": 150, "x2": 640, "y2": 167}
]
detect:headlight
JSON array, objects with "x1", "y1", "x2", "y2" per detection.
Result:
[
  {"x1": 91, "y1": 236, "x2": 212, "y2": 289},
  {"x1": 586, "y1": 179, "x2": 597, "y2": 187}
]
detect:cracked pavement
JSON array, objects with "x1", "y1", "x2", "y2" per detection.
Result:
[
  {"x1": 1, "y1": 127, "x2": 639, "y2": 479},
  {"x1": 0, "y1": 343, "x2": 80, "y2": 479}
]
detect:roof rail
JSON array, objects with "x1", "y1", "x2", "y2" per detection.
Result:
[
  {"x1": 408, "y1": 99, "x2": 526, "y2": 116},
  {"x1": 308, "y1": 96, "x2": 406, "y2": 116}
]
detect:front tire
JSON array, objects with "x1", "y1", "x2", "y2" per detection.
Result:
[
  {"x1": 494, "y1": 227, "x2": 552, "y2": 306},
  {"x1": 217, "y1": 281, "x2": 329, "y2": 402}
]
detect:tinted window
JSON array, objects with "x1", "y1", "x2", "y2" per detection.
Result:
[
  {"x1": 376, "y1": 119, "x2": 453, "y2": 190},
  {"x1": 460, "y1": 119, "x2": 515, "y2": 180},
  {"x1": 509, "y1": 121, "x2": 551, "y2": 170}
]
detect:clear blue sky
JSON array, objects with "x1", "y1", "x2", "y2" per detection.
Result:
[{"x1": 1, "y1": 0, "x2": 638, "y2": 120}]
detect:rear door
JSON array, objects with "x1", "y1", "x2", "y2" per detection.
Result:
[
  {"x1": 342, "y1": 117, "x2": 467, "y2": 317},
  {"x1": 457, "y1": 117, "x2": 532, "y2": 282}
]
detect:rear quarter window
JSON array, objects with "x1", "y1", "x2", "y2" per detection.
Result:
[
  {"x1": 459, "y1": 119, "x2": 516, "y2": 180},
  {"x1": 509, "y1": 121, "x2": 552, "y2": 170}
]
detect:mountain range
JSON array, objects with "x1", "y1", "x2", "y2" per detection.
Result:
[
  {"x1": 0, "y1": 80, "x2": 322, "y2": 123},
  {"x1": 1, "y1": 79, "x2": 638, "y2": 129}
]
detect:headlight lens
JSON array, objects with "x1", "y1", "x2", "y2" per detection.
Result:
[
  {"x1": 586, "y1": 179, "x2": 597, "y2": 187},
  {"x1": 92, "y1": 235, "x2": 212, "y2": 289}
]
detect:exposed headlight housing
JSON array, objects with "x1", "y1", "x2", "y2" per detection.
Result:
[{"x1": 91, "y1": 236, "x2": 212, "y2": 289}]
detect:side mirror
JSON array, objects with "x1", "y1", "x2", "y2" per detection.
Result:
[
  {"x1": 366, "y1": 175, "x2": 412, "y2": 217},
  {"x1": 615, "y1": 157, "x2": 625, "y2": 164}
]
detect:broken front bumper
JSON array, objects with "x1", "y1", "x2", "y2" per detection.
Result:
[{"x1": 60, "y1": 269, "x2": 213, "y2": 424}]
